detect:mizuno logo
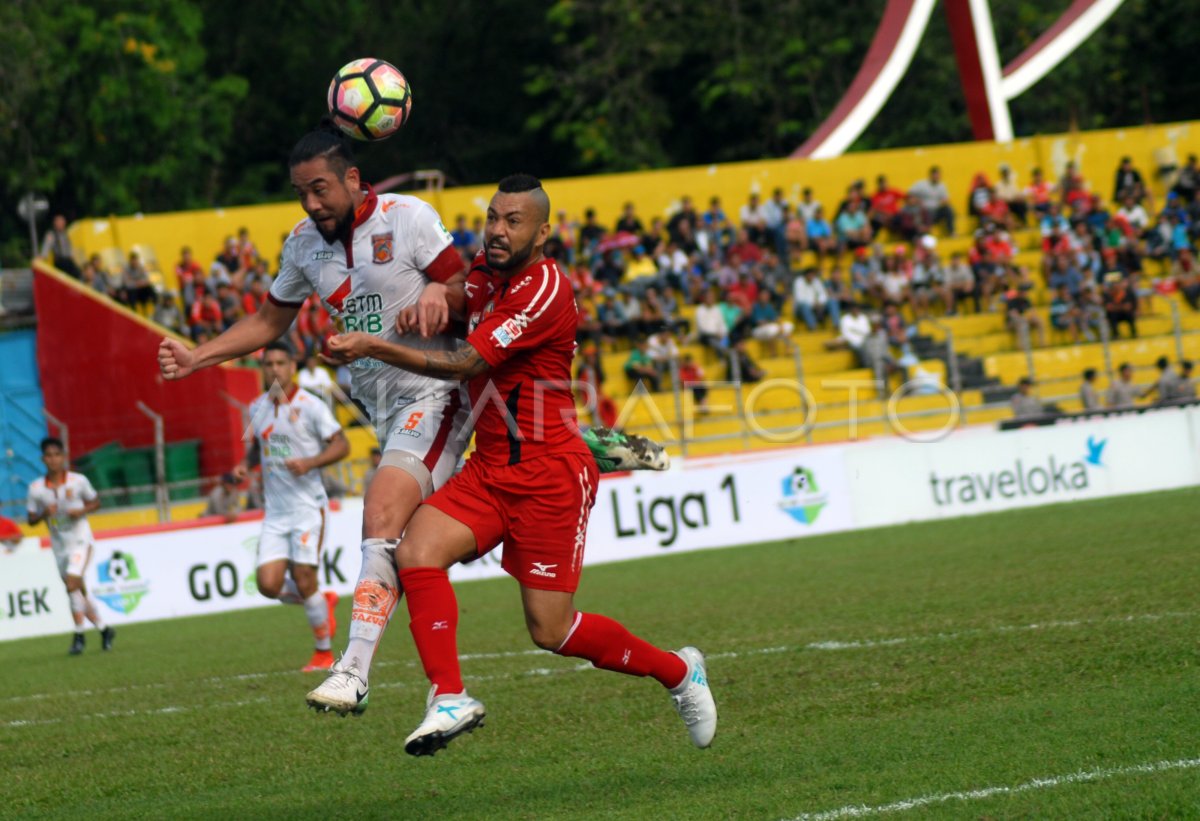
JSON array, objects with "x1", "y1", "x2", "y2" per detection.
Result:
[
  {"x1": 530, "y1": 562, "x2": 558, "y2": 578},
  {"x1": 432, "y1": 620, "x2": 449, "y2": 630}
]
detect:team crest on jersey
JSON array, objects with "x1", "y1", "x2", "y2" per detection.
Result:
[{"x1": 371, "y1": 232, "x2": 394, "y2": 265}]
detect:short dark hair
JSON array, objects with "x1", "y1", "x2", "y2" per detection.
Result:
[
  {"x1": 1119, "y1": 361, "x2": 1132, "y2": 371},
  {"x1": 1083, "y1": 367, "x2": 1097, "y2": 381},
  {"x1": 289, "y1": 118, "x2": 355, "y2": 178},
  {"x1": 262, "y1": 341, "x2": 292, "y2": 357},
  {"x1": 497, "y1": 173, "x2": 550, "y2": 221},
  {"x1": 1018, "y1": 376, "x2": 1033, "y2": 386},
  {"x1": 40, "y1": 437, "x2": 64, "y2": 453},
  {"x1": 1182, "y1": 360, "x2": 1194, "y2": 372},
  {"x1": 1156, "y1": 355, "x2": 1169, "y2": 369}
]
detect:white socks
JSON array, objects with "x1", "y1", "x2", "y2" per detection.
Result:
[
  {"x1": 343, "y1": 538, "x2": 401, "y2": 684},
  {"x1": 303, "y1": 592, "x2": 331, "y2": 651}
]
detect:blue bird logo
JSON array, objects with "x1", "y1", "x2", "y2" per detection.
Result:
[{"x1": 1085, "y1": 436, "x2": 1107, "y2": 467}]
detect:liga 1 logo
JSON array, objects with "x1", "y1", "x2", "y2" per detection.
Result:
[
  {"x1": 94, "y1": 551, "x2": 151, "y2": 615},
  {"x1": 778, "y1": 466, "x2": 828, "y2": 525}
]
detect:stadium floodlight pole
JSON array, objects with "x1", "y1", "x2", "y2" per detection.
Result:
[
  {"x1": 136, "y1": 401, "x2": 170, "y2": 523},
  {"x1": 17, "y1": 193, "x2": 49, "y2": 261}
]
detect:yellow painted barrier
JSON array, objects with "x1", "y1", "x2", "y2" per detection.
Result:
[{"x1": 69, "y1": 121, "x2": 1200, "y2": 277}]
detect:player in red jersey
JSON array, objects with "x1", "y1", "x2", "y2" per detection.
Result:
[{"x1": 326, "y1": 174, "x2": 716, "y2": 756}]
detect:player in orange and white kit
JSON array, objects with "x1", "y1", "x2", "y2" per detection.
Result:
[
  {"x1": 26, "y1": 437, "x2": 114, "y2": 655},
  {"x1": 325, "y1": 175, "x2": 715, "y2": 755},
  {"x1": 235, "y1": 342, "x2": 349, "y2": 671}
]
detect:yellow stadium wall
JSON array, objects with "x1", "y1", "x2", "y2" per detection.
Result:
[{"x1": 71, "y1": 120, "x2": 1200, "y2": 289}]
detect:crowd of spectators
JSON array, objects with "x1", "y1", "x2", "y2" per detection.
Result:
[{"x1": 44, "y1": 153, "x2": 1200, "y2": 413}]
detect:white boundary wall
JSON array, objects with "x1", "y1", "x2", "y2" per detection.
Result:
[{"x1": 3, "y1": 406, "x2": 1197, "y2": 641}]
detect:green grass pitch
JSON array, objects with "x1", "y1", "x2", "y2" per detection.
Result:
[{"x1": 3, "y1": 487, "x2": 1198, "y2": 820}]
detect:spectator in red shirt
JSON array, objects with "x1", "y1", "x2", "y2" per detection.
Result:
[
  {"x1": 1025, "y1": 167, "x2": 1056, "y2": 216},
  {"x1": 727, "y1": 228, "x2": 763, "y2": 268},
  {"x1": 189, "y1": 285, "x2": 222, "y2": 340},
  {"x1": 869, "y1": 174, "x2": 904, "y2": 235},
  {"x1": 242, "y1": 276, "x2": 267, "y2": 315},
  {"x1": 175, "y1": 246, "x2": 203, "y2": 306}
]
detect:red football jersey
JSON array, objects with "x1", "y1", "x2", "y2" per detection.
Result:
[{"x1": 464, "y1": 253, "x2": 589, "y2": 466}]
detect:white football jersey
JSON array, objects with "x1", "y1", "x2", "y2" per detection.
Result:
[
  {"x1": 270, "y1": 189, "x2": 460, "y2": 428},
  {"x1": 247, "y1": 386, "x2": 342, "y2": 520},
  {"x1": 26, "y1": 472, "x2": 97, "y2": 552}
]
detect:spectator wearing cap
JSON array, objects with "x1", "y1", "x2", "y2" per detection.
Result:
[
  {"x1": 1142, "y1": 356, "x2": 1180, "y2": 404},
  {"x1": 1079, "y1": 368, "x2": 1101, "y2": 411},
  {"x1": 205, "y1": 472, "x2": 243, "y2": 523},
  {"x1": 908, "y1": 165, "x2": 955, "y2": 236},
  {"x1": 1106, "y1": 362, "x2": 1139, "y2": 409},
  {"x1": 1011, "y1": 377, "x2": 1044, "y2": 419}
]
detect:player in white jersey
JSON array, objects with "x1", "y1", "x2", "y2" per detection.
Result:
[
  {"x1": 159, "y1": 122, "x2": 472, "y2": 699},
  {"x1": 26, "y1": 437, "x2": 114, "y2": 655},
  {"x1": 234, "y1": 342, "x2": 349, "y2": 671}
]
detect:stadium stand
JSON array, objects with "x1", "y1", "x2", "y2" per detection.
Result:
[{"x1": 18, "y1": 120, "x2": 1200, "y2": 518}]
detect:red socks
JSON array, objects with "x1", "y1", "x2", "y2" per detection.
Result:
[
  {"x1": 556, "y1": 612, "x2": 687, "y2": 689},
  {"x1": 398, "y1": 567, "x2": 463, "y2": 696}
]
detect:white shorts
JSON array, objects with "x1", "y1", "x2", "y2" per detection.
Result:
[
  {"x1": 379, "y1": 389, "x2": 473, "y2": 494},
  {"x1": 257, "y1": 506, "x2": 328, "y2": 568},
  {"x1": 54, "y1": 540, "x2": 94, "y2": 579}
]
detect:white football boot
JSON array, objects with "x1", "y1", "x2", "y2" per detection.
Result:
[
  {"x1": 305, "y1": 657, "x2": 369, "y2": 716},
  {"x1": 404, "y1": 686, "x2": 487, "y2": 756},
  {"x1": 669, "y1": 646, "x2": 717, "y2": 748}
]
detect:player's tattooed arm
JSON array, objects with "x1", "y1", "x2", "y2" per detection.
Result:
[
  {"x1": 419, "y1": 345, "x2": 489, "y2": 380},
  {"x1": 325, "y1": 332, "x2": 491, "y2": 381}
]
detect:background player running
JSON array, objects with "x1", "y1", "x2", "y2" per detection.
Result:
[
  {"x1": 234, "y1": 342, "x2": 348, "y2": 671},
  {"x1": 326, "y1": 174, "x2": 715, "y2": 754},
  {"x1": 26, "y1": 437, "x2": 115, "y2": 655}
]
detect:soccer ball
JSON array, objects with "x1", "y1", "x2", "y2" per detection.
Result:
[{"x1": 327, "y1": 58, "x2": 413, "y2": 141}]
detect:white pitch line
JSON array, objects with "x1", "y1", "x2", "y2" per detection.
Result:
[
  {"x1": 784, "y1": 757, "x2": 1200, "y2": 820},
  {"x1": 2, "y1": 610, "x2": 1194, "y2": 709},
  {"x1": 2, "y1": 697, "x2": 271, "y2": 729}
]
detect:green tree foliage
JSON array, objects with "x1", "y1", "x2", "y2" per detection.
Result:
[{"x1": 0, "y1": 0, "x2": 246, "y2": 264}]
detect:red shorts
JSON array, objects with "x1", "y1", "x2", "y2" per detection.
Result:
[{"x1": 425, "y1": 452, "x2": 598, "y2": 592}]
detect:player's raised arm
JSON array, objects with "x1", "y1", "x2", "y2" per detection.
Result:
[{"x1": 158, "y1": 296, "x2": 300, "y2": 380}]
